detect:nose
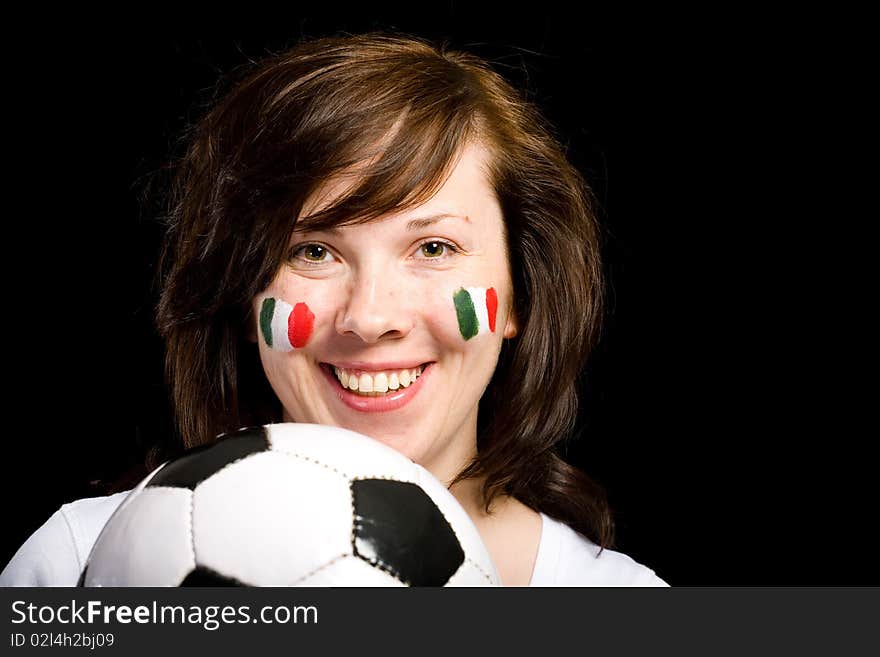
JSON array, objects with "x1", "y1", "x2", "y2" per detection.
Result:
[{"x1": 336, "y1": 267, "x2": 415, "y2": 343}]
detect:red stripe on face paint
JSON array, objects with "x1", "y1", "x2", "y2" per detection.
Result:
[
  {"x1": 288, "y1": 302, "x2": 315, "y2": 348},
  {"x1": 486, "y1": 287, "x2": 498, "y2": 333}
]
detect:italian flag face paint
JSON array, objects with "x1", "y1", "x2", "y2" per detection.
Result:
[
  {"x1": 453, "y1": 287, "x2": 498, "y2": 340},
  {"x1": 259, "y1": 297, "x2": 315, "y2": 351}
]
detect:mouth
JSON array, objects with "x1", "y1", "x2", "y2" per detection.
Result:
[{"x1": 318, "y1": 361, "x2": 435, "y2": 413}]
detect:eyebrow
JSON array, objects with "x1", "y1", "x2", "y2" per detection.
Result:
[
  {"x1": 405, "y1": 213, "x2": 470, "y2": 231},
  {"x1": 304, "y1": 213, "x2": 470, "y2": 236}
]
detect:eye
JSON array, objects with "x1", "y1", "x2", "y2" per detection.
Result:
[
  {"x1": 289, "y1": 243, "x2": 336, "y2": 265},
  {"x1": 417, "y1": 240, "x2": 459, "y2": 259}
]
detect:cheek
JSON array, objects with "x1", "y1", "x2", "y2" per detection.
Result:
[
  {"x1": 257, "y1": 296, "x2": 316, "y2": 352},
  {"x1": 451, "y1": 286, "x2": 499, "y2": 341},
  {"x1": 420, "y1": 284, "x2": 501, "y2": 346},
  {"x1": 256, "y1": 273, "x2": 341, "y2": 353}
]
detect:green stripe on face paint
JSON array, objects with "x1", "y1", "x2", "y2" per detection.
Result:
[
  {"x1": 453, "y1": 288, "x2": 479, "y2": 340},
  {"x1": 259, "y1": 297, "x2": 276, "y2": 347}
]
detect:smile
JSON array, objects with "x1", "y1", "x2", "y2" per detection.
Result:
[
  {"x1": 319, "y1": 362, "x2": 434, "y2": 413},
  {"x1": 333, "y1": 365, "x2": 424, "y2": 395}
]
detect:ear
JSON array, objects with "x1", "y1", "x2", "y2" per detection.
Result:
[
  {"x1": 502, "y1": 306, "x2": 519, "y2": 339},
  {"x1": 244, "y1": 306, "x2": 258, "y2": 344}
]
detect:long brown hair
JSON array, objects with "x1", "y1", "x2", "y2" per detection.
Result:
[{"x1": 154, "y1": 32, "x2": 614, "y2": 549}]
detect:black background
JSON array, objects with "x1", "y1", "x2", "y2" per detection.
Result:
[{"x1": 3, "y1": 5, "x2": 873, "y2": 585}]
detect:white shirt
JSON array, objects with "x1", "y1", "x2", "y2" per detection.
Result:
[
  {"x1": 529, "y1": 512, "x2": 668, "y2": 586},
  {"x1": 1, "y1": 492, "x2": 668, "y2": 587}
]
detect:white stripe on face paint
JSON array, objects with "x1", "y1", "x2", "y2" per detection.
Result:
[
  {"x1": 271, "y1": 297, "x2": 295, "y2": 351},
  {"x1": 467, "y1": 287, "x2": 490, "y2": 336}
]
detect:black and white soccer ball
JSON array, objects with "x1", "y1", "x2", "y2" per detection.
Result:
[{"x1": 79, "y1": 423, "x2": 500, "y2": 586}]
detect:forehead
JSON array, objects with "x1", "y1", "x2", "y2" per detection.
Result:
[{"x1": 298, "y1": 142, "x2": 499, "y2": 230}]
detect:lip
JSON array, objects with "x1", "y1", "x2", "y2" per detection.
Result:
[
  {"x1": 326, "y1": 360, "x2": 430, "y2": 372},
  {"x1": 319, "y1": 361, "x2": 434, "y2": 413}
]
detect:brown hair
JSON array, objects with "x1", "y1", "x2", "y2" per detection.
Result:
[{"x1": 154, "y1": 32, "x2": 614, "y2": 549}]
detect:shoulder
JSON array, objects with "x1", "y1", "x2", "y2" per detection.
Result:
[
  {"x1": 530, "y1": 513, "x2": 669, "y2": 587},
  {"x1": 0, "y1": 490, "x2": 130, "y2": 587}
]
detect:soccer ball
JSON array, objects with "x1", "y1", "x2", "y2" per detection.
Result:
[{"x1": 78, "y1": 423, "x2": 501, "y2": 586}]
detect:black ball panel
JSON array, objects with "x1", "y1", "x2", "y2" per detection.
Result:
[
  {"x1": 180, "y1": 566, "x2": 247, "y2": 586},
  {"x1": 148, "y1": 426, "x2": 270, "y2": 491},
  {"x1": 351, "y1": 479, "x2": 464, "y2": 586}
]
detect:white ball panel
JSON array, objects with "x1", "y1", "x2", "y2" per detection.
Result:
[
  {"x1": 293, "y1": 555, "x2": 406, "y2": 586},
  {"x1": 414, "y1": 464, "x2": 501, "y2": 586},
  {"x1": 193, "y1": 451, "x2": 354, "y2": 586},
  {"x1": 265, "y1": 423, "x2": 419, "y2": 483},
  {"x1": 86, "y1": 487, "x2": 195, "y2": 586}
]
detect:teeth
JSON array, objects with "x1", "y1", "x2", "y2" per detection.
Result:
[{"x1": 332, "y1": 365, "x2": 425, "y2": 395}]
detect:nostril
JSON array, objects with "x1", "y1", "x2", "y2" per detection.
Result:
[{"x1": 335, "y1": 301, "x2": 416, "y2": 343}]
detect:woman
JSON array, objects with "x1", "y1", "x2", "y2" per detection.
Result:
[{"x1": 2, "y1": 32, "x2": 666, "y2": 586}]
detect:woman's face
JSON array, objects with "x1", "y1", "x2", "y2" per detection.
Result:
[{"x1": 250, "y1": 143, "x2": 517, "y2": 484}]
